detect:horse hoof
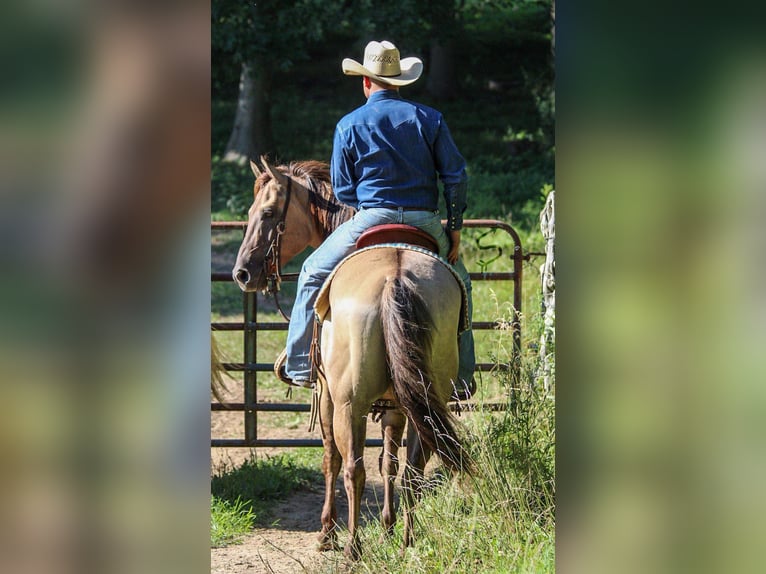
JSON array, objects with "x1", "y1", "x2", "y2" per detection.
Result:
[
  {"x1": 316, "y1": 533, "x2": 339, "y2": 552},
  {"x1": 344, "y1": 543, "x2": 362, "y2": 561}
]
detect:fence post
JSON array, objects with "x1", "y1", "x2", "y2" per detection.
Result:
[
  {"x1": 243, "y1": 290, "x2": 257, "y2": 445},
  {"x1": 538, "y1": 190, "x2": 555, "y2": 392}
]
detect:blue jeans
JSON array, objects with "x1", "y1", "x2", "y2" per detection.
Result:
[{"x1": 285, "y1": 207, "x2": 475, "y2": 383}]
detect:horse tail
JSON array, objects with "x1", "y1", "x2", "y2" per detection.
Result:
[
  {"x1": 380, "y1": 272, "x2": 469, "y2": 473},
  {"x1": 211, "y1": 335, "x2": 231, "y2": 406}
]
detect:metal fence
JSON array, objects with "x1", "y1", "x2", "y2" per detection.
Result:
[{"x1": 211, "y1": 219, "x2": 524, "y2": 448}]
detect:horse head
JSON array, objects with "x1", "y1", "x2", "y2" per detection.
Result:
[{"x1": 232, "y1": 156, "x2": 309, "y2": 292}]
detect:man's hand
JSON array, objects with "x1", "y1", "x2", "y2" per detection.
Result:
[{"x1": 447, "y1": 229, "x2": 461, "y2": 264}]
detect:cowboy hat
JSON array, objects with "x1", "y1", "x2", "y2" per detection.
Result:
[{"x1": 342, "y1": 40, "x2": 423, "y2": 86}]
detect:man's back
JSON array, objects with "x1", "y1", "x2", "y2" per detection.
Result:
[{"x1": 331, "y1": 90, "x2": 466, "y2": 211}]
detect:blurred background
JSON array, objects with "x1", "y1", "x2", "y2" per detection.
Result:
[
  {"x1": 557, "y1": 2, "x2": 766, "y2": 573},
  {"x1": 0, "y1": 1, "x2": 211, "y2": 573}
]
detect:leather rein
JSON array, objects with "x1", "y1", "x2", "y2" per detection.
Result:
[{"x1": 264, "y1": 176, "x2": 292, "y2": 320}]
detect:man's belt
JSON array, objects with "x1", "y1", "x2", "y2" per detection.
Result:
[{"x1": 361, "y1": 205, "x2": 437, "y2": 212}]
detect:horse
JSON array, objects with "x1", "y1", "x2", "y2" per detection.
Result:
[{"x1": 232, "y1": 156, "x2": 470, "y2": 558}]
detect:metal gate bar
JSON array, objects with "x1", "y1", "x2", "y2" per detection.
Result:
[{"x1": 212, "y1": 219, "x2": 523, "y2": 449}]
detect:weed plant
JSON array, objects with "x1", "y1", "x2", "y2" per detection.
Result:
[
  {"x1": 210, "y1": 496, "x2": 255, "y2": 547},
  {"x1": 210, "y1": 451, "x2": 323, "y2": 547}
]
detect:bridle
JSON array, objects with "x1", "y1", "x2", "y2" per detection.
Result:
[{"x1": 263, "y1": 175, "x2": 293, "y2": 320}]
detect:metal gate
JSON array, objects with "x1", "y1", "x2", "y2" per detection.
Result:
[{"x1": 211, "y1": 219, "x2": 524, "y2": 448}]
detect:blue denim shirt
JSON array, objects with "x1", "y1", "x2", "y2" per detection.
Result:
[{"x1": 331, "y1": 90, "x2": 468, "y2": 230}]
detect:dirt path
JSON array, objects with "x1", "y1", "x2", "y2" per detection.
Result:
[
  {"x1": 210, "y1": 464, "x2": 387, "y2": 574},
  {"x1": 212, "y1": 232, "x2": 399, "y2": 572},
  {"x1": 211, "y1": 385, "x2": 394, "y2": 574}
]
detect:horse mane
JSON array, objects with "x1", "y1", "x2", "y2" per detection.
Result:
[
  {"x1": 289, "y1": 161, "x2": 355, "y2": 237},
  {"x1": 256, "y1": 159, "x2": 354, "y2": 238}
]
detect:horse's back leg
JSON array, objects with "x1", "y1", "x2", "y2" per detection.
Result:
[
  {"x1": 317, "y1": 381, "x2": 341, "y2": 551},
  {"x1": 379, "y1": 409, "x2": 406, "y2": 536},
  {"x1": 402, "y1": 420, "x2": 431, "y2": 551},
  {"x1": 332, "y1": 398, "x2": 369, "y2": 560}
]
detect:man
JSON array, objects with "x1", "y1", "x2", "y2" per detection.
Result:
[{"x1": 276, "y1": 40, "x2": 475, "y2": 396}]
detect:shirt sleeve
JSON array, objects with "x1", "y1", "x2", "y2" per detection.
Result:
[
  {"x1": 330, "y1": 125, "x2": 358, "y2": 208},
  {"x1": 433, "y1": 118, "x2": 468, "y2": 231}
]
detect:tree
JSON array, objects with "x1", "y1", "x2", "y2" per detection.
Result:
[
  {"x1": 422, "y1": 0, "x2": 465, "y2": 100},
  {"x1": 213, "y1": 0, "x2": 344, "y2": 164}
]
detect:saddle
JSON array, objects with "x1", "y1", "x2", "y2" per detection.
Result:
[{"x1": 355, "y1": 224, "x2": 439, "y2": 254}]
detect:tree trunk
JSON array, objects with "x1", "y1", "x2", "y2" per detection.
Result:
[
  {"x1": 426, "y1": 38, "x2": 457, "y2": 100},
  {"x1": 223, "y1": 61, "x2": 274, "y2": 164}
]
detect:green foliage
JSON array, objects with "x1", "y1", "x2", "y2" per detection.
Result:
[
  {"x1": 211, "y1": 158, "x2": 252, "y2": 216},
  {"x1": 212, "y1": 0, "x2": 347, "y2": 66},
  {"x1": 210, "y1": 451, "x2": 323, "y2": 547},
  {"x1": 212, "y1": 0, "x2": 554, "y2": 228},
  {"x1": 211, "y1": 452, "x2": 322, "y2": 512},
  {"x1": 210, "y1": 496, "x2": 255, "y2": 547},
  {"x1": 468, "y1": 169, "x2": 552, "y2": 225},
  {"x1": 483, "y1": 390, "x2": 555, "y2": 519}
]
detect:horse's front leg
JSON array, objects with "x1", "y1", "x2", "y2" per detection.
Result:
[
  {"x1": 379, "y1": 408, "x2": 406, "y2": 537},
  {"x1": 402, "y1": 420, "x2": 431, "y2": 552},
  {"x1": 317, "y1": 383, "x2": 341, "y2": 551}
]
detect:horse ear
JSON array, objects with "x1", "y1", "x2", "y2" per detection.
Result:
[
  {"x1": 261, "y1": 155, "x2": 290, "y2": 190},
  {"x1": 260, "y1": 155, "x2": 275, "y2": 178},
  {"x1": 249, "y1": 159, "x2": 262, "y2": 179}
]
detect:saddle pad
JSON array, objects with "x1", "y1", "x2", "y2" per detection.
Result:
[{"x1": 314, "y1": 244, "x2": 470, "y2": 333}]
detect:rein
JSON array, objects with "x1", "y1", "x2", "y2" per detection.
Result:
[{"x1": 264, "y1": 176, "x2": 293, "y2": 320}]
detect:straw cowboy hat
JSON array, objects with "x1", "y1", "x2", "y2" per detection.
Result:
[{"x1": 342, "y1": 40, "x2": 423, "y2": 86}]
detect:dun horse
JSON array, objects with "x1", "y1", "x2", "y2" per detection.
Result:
[{"x1": 232, "y1": 157, "x2": 470, "y2": 558}]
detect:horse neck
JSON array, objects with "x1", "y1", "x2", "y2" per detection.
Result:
[{"x1": 281, "y1": 180, "x2": 323, "y2": 256}]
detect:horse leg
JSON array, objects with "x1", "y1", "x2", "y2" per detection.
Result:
[
  {"x1": 333, "y1": 402, "x2": 368, "y2": 561},
  {"x1": 402, "y1": 420, "x2": 431, "y2": 552},
  {"x1": 317, "y1": 384, "x2": 341, "y2": 551},
  {"x1": 379, "y1": 409, "x2": 406, "y2": 538}
]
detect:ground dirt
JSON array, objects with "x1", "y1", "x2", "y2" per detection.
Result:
[{"x1": 211, "y1": 383, "x2": 408, "y2": 574}]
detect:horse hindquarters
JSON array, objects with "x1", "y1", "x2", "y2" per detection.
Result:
[
  {"x1": 318, "y1": 248, "x2": 465, "y2": 557},
  {"x1": 379, "y1": 266, "x2": 464, "y2": 472},
  {"x1": 378, "y1": 251, "x2": 466, "y2": 548}
]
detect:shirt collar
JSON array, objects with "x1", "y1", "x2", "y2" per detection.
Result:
[{"x1": 366, "y1": 90, "x2": 402, "y2": 104}]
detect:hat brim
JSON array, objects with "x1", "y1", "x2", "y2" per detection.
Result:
[{"x1": 341, "y1": 57, "x2": 423, "y2": 86}]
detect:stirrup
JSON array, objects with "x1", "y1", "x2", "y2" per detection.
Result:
[{"x1": 274, "y1": 349, "x2": 315, "y2": 389}]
